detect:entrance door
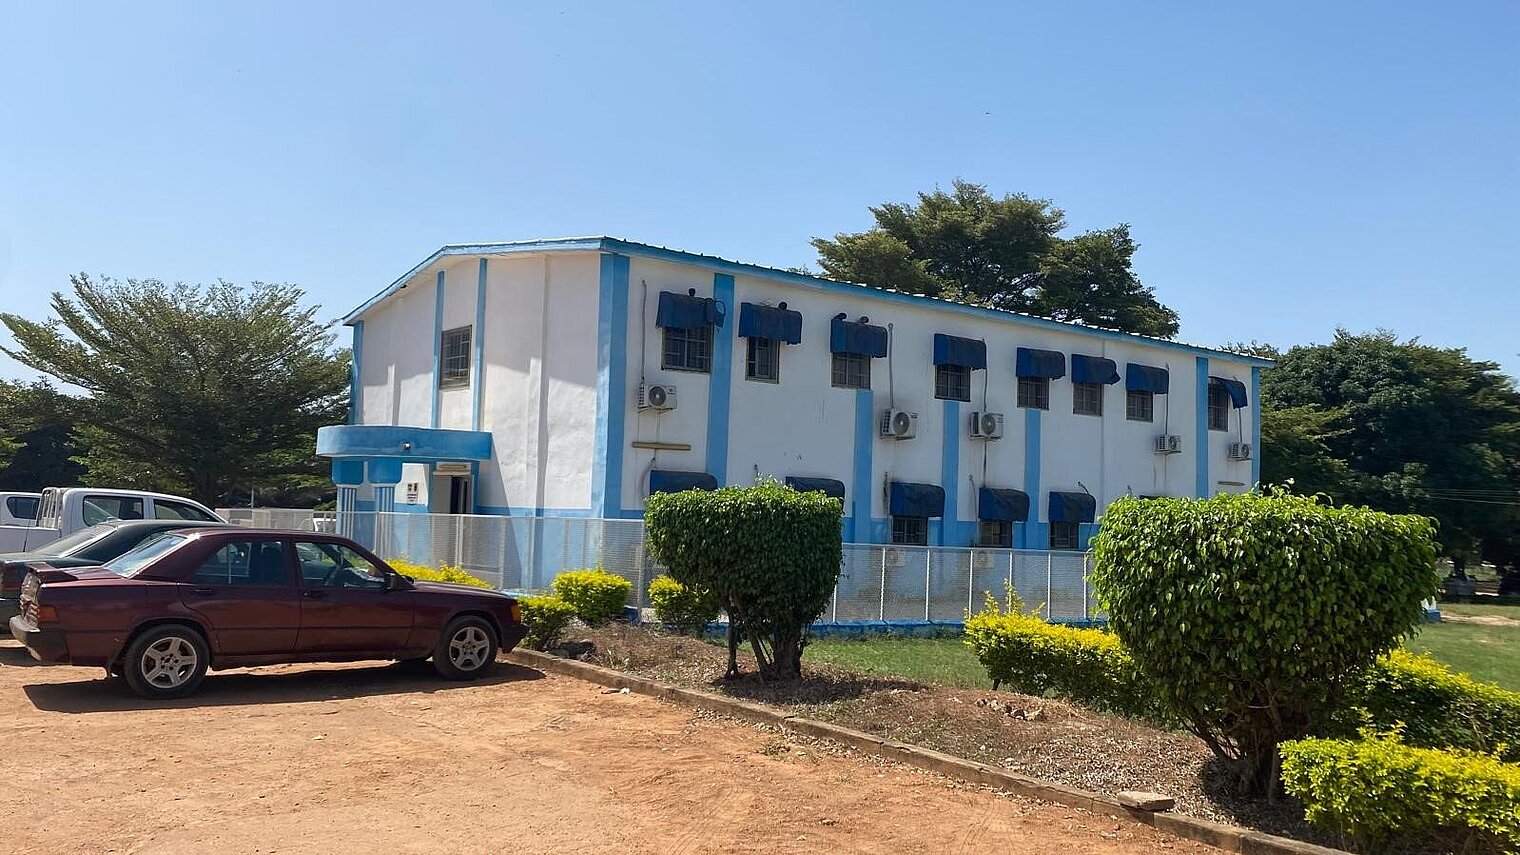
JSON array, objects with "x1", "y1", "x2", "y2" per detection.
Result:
[
  {"x1": 292, "y1": 540, "x2": 414, "y2": 655},
  {"x1": 180, "y1": 537, "x2": 301, "y2": 657},
  {"x1": 448, "y1": 476, "x2": 470, "y2": 514},
  {"x1": 429, "y1": 469, "x2": 472, "y2": 514}
]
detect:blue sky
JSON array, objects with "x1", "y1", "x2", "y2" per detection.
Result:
[{"x1": 2, "y1": 1, "x2": 1516, "y2": 378}]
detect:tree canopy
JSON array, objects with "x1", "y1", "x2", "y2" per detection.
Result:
[
  {"x1": 1, "y1": 275, "x2": 349, "y2": 505},
  {"x1": 811, "y1": 180, "x2": 1180, "y2": 337},
  {"x1": 0, "y1": 380, "x2": 85, "y2": 491}
]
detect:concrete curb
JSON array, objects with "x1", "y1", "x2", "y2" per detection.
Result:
[{"x1": 506, "y1": 648, "x2": 1349, "y2": 855}]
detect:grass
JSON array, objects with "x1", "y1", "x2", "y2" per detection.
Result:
[
  {"x1": 1405, "y1": 620, "x2": 1520, "y2": 692},
  {"x1": 1434, "y1": 601, "x2": 1520, "y2": 619}
]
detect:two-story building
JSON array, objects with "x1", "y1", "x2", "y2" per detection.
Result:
[{"x1": 316, "y1": 237, "x2": 1270, "y2": 550}]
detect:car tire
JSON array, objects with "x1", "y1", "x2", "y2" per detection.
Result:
[
  {"x1": 433, "y1": 616, "x2": 498, "y2": 681},
  {"x1": 122, "y1": 624, "x2": 210, "y2": 699}
]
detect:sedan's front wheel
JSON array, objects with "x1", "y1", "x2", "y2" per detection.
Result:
[
  {"x1": 123, "y1": 625, "x2": 210, "y2": 699},
  {"x1": 433, "y1": 616, "x2": 498, "y2": 680}
]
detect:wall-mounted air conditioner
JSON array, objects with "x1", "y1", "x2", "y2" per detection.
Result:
[
  {"x1": 1229, "y1": 442, "x2": 1253, "y2": 461},
  {"x1": 970, "y1": 411, "x2": 1004, "y2": 440},
  {"x1": 879, "y1": 408, "x2": 918, "y2": 440},
  {"x1": 1154, "y1": 435, "x2": 1183, "y2": 455},
  {"x1": 638, "y1": 383, "x2": 677, "y2": 411}
]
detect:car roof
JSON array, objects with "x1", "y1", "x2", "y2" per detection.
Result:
[{"x1": 106, "y1": 520, "x2": 230, "y2": 531}]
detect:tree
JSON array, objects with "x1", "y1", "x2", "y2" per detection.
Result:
[
  {"x1": 1, "y1": 275, "x2": 349, "y2": 505},
  {"x1": 811, "y1": 180, "x2": 1180, "y2": 337},
  {"x1": 0, "y1": 380, "x2": 86, "y2": 491}
]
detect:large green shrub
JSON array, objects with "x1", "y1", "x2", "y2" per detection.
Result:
[
  {"x1": 648, "y1": 574, "x2": 721, "y2": 635},
  {"x1": 1091, "y1": 490, "x2": 1440, "y2": 795},
  {"x1": 388, "y1": 560, "x2": 494, "y2": 589},
  {"x1": 1280, "y1": 735, "x2": 1520, "y2": 852},
  {"x1": 645, "y1": 480, "x2": 842, "y2": 680},
  {"x1": 1342, "y1": 649, "x2": 1520, "y2": 761},
  {"x1": 963, "y1": 592, "x2": 1162, "y2": 721},
  {"x1": 551, "y1": 568, "x2": 632, "y2": 625},
  {"x1": 520, "y1": 595, "x2": 577, "y2": 651}
]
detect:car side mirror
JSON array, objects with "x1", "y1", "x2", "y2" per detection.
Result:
[{"x1": 386, "y1": 572, "x2": 410, "y2": 592}]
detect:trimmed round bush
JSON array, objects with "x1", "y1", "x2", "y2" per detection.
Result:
[
  {"x1": 648, "y1": 574, "x2": 720, "y2": 635},
  {"x1": 551, "y1": 568, "x2": 632, "y2": 625},
  {"x1": 520, "y1": 595, "x2": 577, "y2": 651}
]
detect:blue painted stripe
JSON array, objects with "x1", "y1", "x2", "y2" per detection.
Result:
[
  {"x1": 472, "y1": 258, "x2": 488, "y2": 432},
  {"x1": 940, "y1": 400, "x2": 960, "y2": 546},
  {"x1": 1250, "y1": 366, "x2": 1262, "y2": 489},
  {"x1": 348, "y1": 320, "x2": 363, "y2": 424},
  {"x1": 430, "y1": 269, "x2": 445, "y2": 429},
  {"x1": 592, "y1": 254, "x2": 631, "y2": 517},
  {"x1": 707, "y1": 273, "x2": 735, "y2": 483},
  {"x1": 1196, "y1": 357, "x2": 1210, "y2": 497},
  {"x1": 1022, "y1": 407, "x2": 1042, "y2": 549},
  {"x1": 852, "y1": 388, "x2": 874, "y2": 543}
]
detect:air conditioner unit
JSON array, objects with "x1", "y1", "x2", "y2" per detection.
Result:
[
  {"x1": 1154, "y1": 435, "x2": 1183, "y2": 455},
  {"x1": 970, "y1": 411, "x2": 1004, "y2": 440},
  {"x1": 1229, "y1": 441, "x2": 1253, "y2": 461},
  {"x1": 879, "y1": 408, "x2": 918, "y2": 440},
  {"x1": 638, "y1": 383, "x2": 677, "y2": 411}
]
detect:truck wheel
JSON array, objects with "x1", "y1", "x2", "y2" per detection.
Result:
[
  {"x1": 123, "y1": 625, "x2": 209, "y2": 699},
  {"x1": 433, "y1": 616, "x2": 498, "y2": 680}
]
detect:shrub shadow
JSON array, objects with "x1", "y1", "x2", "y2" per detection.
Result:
[{"x1": 710, "y1": 670, "x2": 924, "y2": 706}]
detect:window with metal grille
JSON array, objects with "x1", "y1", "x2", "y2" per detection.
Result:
[
  {"x1": 662, "y1": 325, "x2": 713, "y2": 373},
  {"x1": 1073, "y1": 382, "x2": 1103, "y2": 416},
  {"x1": 831, "y1": 352, "x2": 871, "y2": 389},
  {"x1": 1017, "y1": 376, "x2": 1049, "y2": 410},
  {"x1": 1126, "y1": 390, "x2": 1154, "y2": 422},
  {"x1": 745, "y1": 336, "x2": 779, "y2": 382},
  {"x1": 891, "y1": 515, "x2": 928, "y2": 546},
  {"x1": 440, "y1": 326, "x2": 471, "y2": 388},
  {"x1": 935, "y1": 364, "x2": 971, "y2": 401},
  {"x1": 1208, "y1": 383, "x2": 1231, "y2": 431},
  {"x1": 978, "y1": 519, "x2": 1012, "y2": 548},
  {"x1": 1049, "y1": 521, "x2": 1080, "y2": 550}
]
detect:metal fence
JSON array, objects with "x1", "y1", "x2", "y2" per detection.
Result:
[
  {"x1": 249, "y1": 510, "x2": 1098, "y2": 624},
  {"x1": 217, "y1": 507, "x2": 337, "y2": 531}
]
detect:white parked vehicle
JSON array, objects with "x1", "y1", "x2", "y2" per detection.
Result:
[
  {"x1": 0, "y1": 492, "x2": 41, "y2": 527},
  {"x1": 0, "y1": 487, "x2": 223, "y2": 552}
]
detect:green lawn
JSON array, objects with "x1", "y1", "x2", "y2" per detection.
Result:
[
  {"x1": 1434, "y1": 601, "x2": 1520, "y2": 620},
  {"x1": 1405, "y1": 620, "x2": 1520, "y2": 692}
]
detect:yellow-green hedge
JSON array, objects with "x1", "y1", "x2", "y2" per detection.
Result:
[
  {"x1": 1280, "y1": 735, "x2": 1520, "y2": 852},
  {"x1": 551, "y1": 568, "x2": 631, "y2": 625},
  {"x1": 521, "y1": 595, "x2": 577, "y2": 651},
  {"x1": 647, "y1": 574, "x2": 720, "y2": 635},
  {"x1": 1345, "y1": 649, "x2": 1520, "y2": 762},
  {"x1": 388, "y1": 560, "x2": 492, "y2": 589}
]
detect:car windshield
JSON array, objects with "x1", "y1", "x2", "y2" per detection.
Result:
[
  {"x1": 42, "y1": 524, "x2": 117, "y2": 555},
  {"x1": 103, "y1": 533, "x2": 187, "y2": 577}
]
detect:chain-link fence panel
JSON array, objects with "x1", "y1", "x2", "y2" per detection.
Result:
[{"x1": 836, "y1": 545, "x2": 885, "y2": 622}]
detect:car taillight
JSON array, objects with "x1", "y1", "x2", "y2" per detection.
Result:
[
  {"x1": 509, "y1": 602, "x2": 522, "y2": 624},
  {"x1": 34, "y1": 604, "x2": 59, "y2": 624}
]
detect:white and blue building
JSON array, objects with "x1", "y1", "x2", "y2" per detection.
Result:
[{"x1": 317, "y1": 237, "x2": 1269, "y2": 551}]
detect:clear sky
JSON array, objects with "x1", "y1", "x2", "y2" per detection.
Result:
[{"x1": 2, "y1": 1, "x2": 1516, "y2": 379}]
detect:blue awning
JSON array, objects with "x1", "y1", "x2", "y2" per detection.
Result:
[
  {"x1": 888, "y1": 481, "x2": 945, "y2": 518},
  {"x1": 933, "y1": 334, "x2": 987, "y2": 370},
  {"x1": 1211, "y1": 377, "x2": 1249, "y2": 408},
  {"x1": 656, "y1": 291, "x2": 725, "y2": 330},
  {"x1": 738, "y1": 303, "x2": 803, "y2": 344},
  {"x1": 978, "y1": 487, "x2": 1030, "y2": 522},
  {"x1": 1126, "y1": 363, "x2": 1170, "y2": 394},
  {"x1": 784, "y1": 476, "x2": 845, "y2": 499},
  {"x1": 830, "y1": 317, "x2": 889, "y2": 357},
  {"x1": 1071, "y1": 354, "x2": 1120, "y2": 385},
  {"x1": 649, "y1": 469, "x2": 719, "y2": 495},
  {"x1": 1016, "y1": 347, "x2": 1066, "y2": 379},
  {"x1": 1048, "y1": 491, "x2": 1097, "y2": 524}
]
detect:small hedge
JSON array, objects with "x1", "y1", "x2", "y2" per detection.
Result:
[
  {"x1": 1345, "y1": 649, "x2": 1520, "y2": 762},
  {"x1": 551, "y1": 568, "x2": 632, "y2": 625},
  {"x1": 520, "y1": 595, "x2": 577, "y2": 651},
  {"x1": 1280, "y1": 735, "x2": 1520, "y2": 852},
  {"x1": 648, "y1": 574, "x2": 720, "y2": 635},
  {"x1": 963, "y1": 593, "x2": 1162, "y2": 721},
  {"x1": 388, "y1": 560, "x2": 492, "y2": 589}
]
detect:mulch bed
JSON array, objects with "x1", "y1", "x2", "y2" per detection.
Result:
[{"x1": 557, "y1": 624, "x2": 1333, "y2": 848}]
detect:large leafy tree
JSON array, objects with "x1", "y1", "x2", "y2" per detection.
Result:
[
  {"x1": 1, "y1": 275, "x2": 349, "y2": 505},
  {"x1": 0, "y1": 380, "x2": 86, "y2": 491},
  {"x1": 811, "y1": 180, "x2": 1180, "y2": 337}
]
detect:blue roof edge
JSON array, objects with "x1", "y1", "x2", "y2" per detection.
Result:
[{"x1": 343, "y1": 236, "x2": 1275, "y2": 367}]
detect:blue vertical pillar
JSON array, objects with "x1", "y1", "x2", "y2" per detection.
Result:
[
  {"x1": 592, "y1": 254, "x2": 630, "y2": 518},
  {"x1": 1195, "y1": 357, "x2": 1210, "y2": 497},
  {"x1": 1250, "y1": 366, "x2": 1262, "y2": 489},
  {"x1": 431, "y1": 270, "x2": 445, "y2": 429},
  {"x1": 706, "y1": 273, "x2": 735, "y2": 484},
  {"x1": 939, "y1": 400, "x2": 960, "y2": 546},
  {"x1": 851, "y1": 389, "x2": 875, "y2": 543},
  {"x1": 1021, "y1": 408, "x2": 1043, "y2": 549}
]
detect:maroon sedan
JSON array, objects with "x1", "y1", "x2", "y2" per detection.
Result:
[{"x1": 8, "y1": 528, "x2": 528, "y2": 699}]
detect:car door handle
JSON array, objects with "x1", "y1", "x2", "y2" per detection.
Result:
[
  {"x1": 191, "y1": 587, "x2": 216, "y2": 596},
  {"x1": 302, "y1": 590, "x2": 328, "y2": 599}
]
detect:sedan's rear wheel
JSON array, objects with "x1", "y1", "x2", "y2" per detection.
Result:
[
  {"x1": 433, "y1": 616, "x2": 498, "y2": 680},
  {"x1": 123, "y1": 625, "x2": 209, "y2": 699}
]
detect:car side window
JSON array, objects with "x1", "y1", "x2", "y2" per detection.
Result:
[
  {"x1": 83, "y1": 496, "x2": 145, "y2": 526},
  {"x1": 6, "y1": 496, "x2": 39, "y2": 520},
  {"x1": 295, "y1": 541, "x2": 387, "y2": 590},
  {"x1": 191, "y1": 539, "x2": 291, "y2": 587},
  {"x1": 155, "y1": 500, "x2": 218, "y2": 522}
]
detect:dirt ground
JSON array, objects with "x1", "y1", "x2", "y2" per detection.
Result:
[{"x1": 0, "y1": 641, "x2": 1218, "y2": 855}]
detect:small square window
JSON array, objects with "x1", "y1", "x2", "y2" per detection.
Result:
[
  {"x1": 1126, "y1": 390, "x2": 1154, "y2": 422},
  {"x1": 977, "y1": 519, "x2": 1012, "y2": 548},
  {"x1": 662, "y1": 326, "x2": 713, "y2": 373},
  {"x1": 1017, "y1": 376, "x2": 1049, "y2": 410},
  {"x1": 1073, "y1": 382, "x2": 1103, "y2": 416},
  {"x1": 832, "y1": 352, "x2": 871, "y2": 389},
  {"x1": 1208, "y1": 383, "x2": 1231, "y2": 431},
  {"x1": 935, "y1": 364, "x2": 972, "y2": 401},
  {"x1": 440, "y1": 326, "x2": 471, "y2": 388},
  {"x1": 1049, "y1": 521, "x2": 1080, "y2": 551},
  {"x1": 745, "y1": 337, "x2": 780, "y2": 382},
  {"x1": 891, "y1": 515, "x2": 928, "y2": 546}
]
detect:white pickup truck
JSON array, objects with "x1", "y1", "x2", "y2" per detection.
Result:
[
  {"x1": 0, "y1": 492, "x2": 41, "y2": 527},
  {"x1": 0, "y1": 487, "x2": 223, "y2": 552}
]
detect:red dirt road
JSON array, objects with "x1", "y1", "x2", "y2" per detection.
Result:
[{"x1": 0, "y1": 643, "x2": 1215, "y2": 855}]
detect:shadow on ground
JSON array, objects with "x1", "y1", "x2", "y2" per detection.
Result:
[
  {"x1": 708, "y1": 669, "x2": 923, "y2": 706},
  {"x1": 0, "y1": 642, "x2": 49, "y2": 668},
  {"x1": 22, "y1": 659, "x2": 544, "y2": 714}
]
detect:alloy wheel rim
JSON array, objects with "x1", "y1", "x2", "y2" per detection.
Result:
[
  {"x1": 448, "y1": 626, "x2": 490, "y2": 671},
  {"x1": 141, "y1": 636, "x2": 198, "y2": 688}
]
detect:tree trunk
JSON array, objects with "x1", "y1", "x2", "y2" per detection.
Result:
[{"x1": 760, "y1": 625, "x2": 805, "y2": 681}]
